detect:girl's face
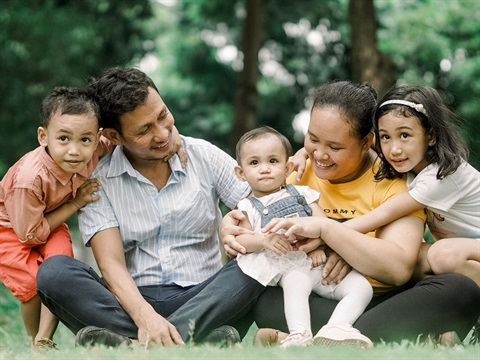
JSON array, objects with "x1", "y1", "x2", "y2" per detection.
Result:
[
  {"x1": 377, "y1": 113, "x2": 435, "y2": 175},
  {"x1": 305, "y1": 107, "x2": 373, "y2": 184},
  {"x1": 235, "y1": 134, "x2": 292, "y2": 198}
]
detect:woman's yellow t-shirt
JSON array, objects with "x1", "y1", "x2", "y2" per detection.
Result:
[{"x1": 288, "y1": 159, "x2": 426, "y2": 293}]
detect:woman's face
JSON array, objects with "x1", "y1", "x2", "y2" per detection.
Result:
[{"x1": 305, "y1": 106, "x2": 373, "y2": 184}]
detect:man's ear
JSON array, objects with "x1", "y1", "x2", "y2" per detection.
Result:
[
  {"x1": 37, "y1": 127, "x2": 48, "y2": 147},
  {"x1": 234, "y1": 165, "x2": 246, "y2": 181},
  {"x1": 102, "y1": 128, "x2": 122, "y2": 145}
]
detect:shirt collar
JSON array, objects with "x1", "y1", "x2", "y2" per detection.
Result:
[
  {"x1": 39, "y1": 146, "x2": 89, "y2": 185},
  {"x1": 106, "y1": 145, "x2": 186, "y2": 179}
]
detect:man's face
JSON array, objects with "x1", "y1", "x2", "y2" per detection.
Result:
[{"x1": 116, "y1": 87, "x2": 175, "y2": 166}]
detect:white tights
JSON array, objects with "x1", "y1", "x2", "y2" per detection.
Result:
[{"x1": 278, "y1": 267, "x2": 373, "y2": 334}]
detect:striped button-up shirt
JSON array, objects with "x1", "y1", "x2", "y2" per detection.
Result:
[{"x1": 78, "y1": 136, "x2": 250, "y2": 287}]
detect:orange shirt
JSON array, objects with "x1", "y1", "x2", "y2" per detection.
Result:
[{"x1": 0, "y1": 137, "x2": 112, "y2": 244}]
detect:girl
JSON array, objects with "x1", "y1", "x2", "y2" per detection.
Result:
[
  {"x1": 233, "y1": 126, "x2": 372, "y2": 348},
  {"x1": 347, "y1": 85, "x2": 480, "y2": 286}
]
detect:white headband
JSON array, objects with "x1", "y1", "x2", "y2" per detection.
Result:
[{"x1": 379, "y1": 99, "x2": 427, "y2": 116}]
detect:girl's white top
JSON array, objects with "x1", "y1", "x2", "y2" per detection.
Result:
[
  {"x1": 407, "y1": 161, "x2": 480, "y2": 240},
  {"x1": 236, "y1": 185, "x2": 320, "y2": 286}
]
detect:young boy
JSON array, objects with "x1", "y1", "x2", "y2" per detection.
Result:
[
  {"x1": 0, "y1": 87, "x2": 112, "y2": 349},
  {"x1": 233, "y1": 126, "x2": 373, "y2": 348}
]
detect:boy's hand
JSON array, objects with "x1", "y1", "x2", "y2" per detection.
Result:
[{"x1": 72, "y1": 178, "x2": 101, "y2": 209}]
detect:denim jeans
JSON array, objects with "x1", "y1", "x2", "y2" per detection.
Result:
[{"x1": 36, "y1": 255, "x2": 265, "y2": 342}]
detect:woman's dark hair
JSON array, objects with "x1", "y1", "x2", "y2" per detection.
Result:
[
  {"x1": 87, "y1": 67, "x2": 159, "y2": 133},
  {"x1": 312, "y1": 81, "x2": 378, "y2": 140},
  {"x1": 374, "y1": 85, "x2": 469, "y2": 180}
]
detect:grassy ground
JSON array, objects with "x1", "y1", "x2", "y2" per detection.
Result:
[{"x1": 1, "y1": 283, "x2": 479, "y2": 360}]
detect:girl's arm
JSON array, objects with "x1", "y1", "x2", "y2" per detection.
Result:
[
  {"x1": 235, "y1": 211, "x2": 293, "y2": 256},
  {"x1": 345, "y1": 191, "x2": 425, "y2": 234}
]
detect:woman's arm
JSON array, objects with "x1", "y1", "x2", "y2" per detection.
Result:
[
  {"x1": 265, "y1": 214, "x2": 425, "y2": 286},
  {"x1": 345, "y1": 191, "x2": 425, "y2": 234}
]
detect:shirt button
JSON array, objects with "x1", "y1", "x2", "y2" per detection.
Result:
[
  {"x1": 263, "y1": 209, "x2": 269, "y2": 215},
  {"x1": 27, "y1": 234, "x2": 34, "y2": 239},
  {"x1": 161, "y1": 240, "x2": 166, "y2": 245}
]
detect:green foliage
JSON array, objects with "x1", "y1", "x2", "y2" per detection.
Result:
[{"x1": 0, "y1": 0, "x2": 154, "y2": 176}]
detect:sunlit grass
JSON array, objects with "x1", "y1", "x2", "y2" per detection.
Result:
[{"x1": 1, "y1": 282, "x2": 478, "y2": 360}]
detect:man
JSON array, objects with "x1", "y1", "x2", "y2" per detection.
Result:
[{"x1": 36, "y1": 67, "x2": 265, "y2": 347}]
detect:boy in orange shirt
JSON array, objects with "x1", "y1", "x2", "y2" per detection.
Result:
[{"x1": 0, "y1": 87, "x2": 111, "y2": 349}]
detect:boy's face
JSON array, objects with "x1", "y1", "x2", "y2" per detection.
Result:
[
  {"x1": 37, "y1": 111, "x2": 101, "y2": 174},
  {"x1": 235, "y1": 135, "x2": 293, "y2": 198}
]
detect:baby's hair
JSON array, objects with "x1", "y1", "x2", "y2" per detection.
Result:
[
  {"x1": 40, "y1": 87, "x2": 100, "y2": 128},
  {"x1": 374, "y1": 85, "x2": 469, "y2": 180},
  {"x1": 236, "y1": 126, "x2": 292, "y2": 164}
]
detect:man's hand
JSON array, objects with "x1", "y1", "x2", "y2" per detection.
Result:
[
  {"x1": 220, "y1": 210, "x2": 254, "y2": 258},
  {"x1": 137, "y1": 312, "x2": 184, "y2": 348}
]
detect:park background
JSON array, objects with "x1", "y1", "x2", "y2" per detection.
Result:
[{"x1": 0, "y1": 0, "x2": 479, "y2": 359}]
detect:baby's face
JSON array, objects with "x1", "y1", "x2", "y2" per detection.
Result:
[
  {"x1": 38, "y1": 111, "x2": 101, "y2": 174},
  {"x1": 238, "y1": 135, "x2": 290, "y2": 198}
]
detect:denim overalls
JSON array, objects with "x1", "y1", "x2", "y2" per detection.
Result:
[{"x1": 248, "y1": 184, "x2": 312, "y2": 227}]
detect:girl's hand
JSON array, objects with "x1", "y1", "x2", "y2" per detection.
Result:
[
  {"x1": 262, "y1": 233, "x2": 293, "y2": 256},
  {"x1": 163, "y1": 126, "x2": 187, "y2": 168},
  {"x1": 71, "y1": 178, "x2": 101, "y2": 209},
  {"x1": 308, "y1": 248, "x2": 327, "y2": 268},
  {"x1": 290, "y1": 147, "x2": 308, "y2": 182}
]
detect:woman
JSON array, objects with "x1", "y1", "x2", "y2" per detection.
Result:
[{"x1": 221, "y1": 81, "x2": 480, "y2": 345}]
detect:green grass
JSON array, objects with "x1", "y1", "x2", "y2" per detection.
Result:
[{"x1": 1, "y1": 282, "x2": 479, "y2": 360}]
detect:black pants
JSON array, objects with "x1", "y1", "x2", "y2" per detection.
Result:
[{"x1": 254, "y1": 273, "x2": 480, "y2": 343}]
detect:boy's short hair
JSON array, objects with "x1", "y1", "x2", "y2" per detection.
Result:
[
  {"x1": 40, "y1": 87, "x2": 100, "y2": 128},
  {"x1": 236, "y1": 126, "x2": 292, "y2": 163}
]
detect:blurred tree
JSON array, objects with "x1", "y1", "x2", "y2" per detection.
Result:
[
  {"x1": 349, "y1": 0, "x2": 395, "y2": 97},
  {"x1": 0, "y1": 0, "x2": 153, "y2": 176},
  {"x1": 232, "y1": 0, "x2": 263, "y2": 149}
]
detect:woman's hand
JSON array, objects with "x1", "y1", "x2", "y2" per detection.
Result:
[
  {"x1": 263, "y1": 217, "x2": 325, "y2": 240},
  {"x1": 220, "y1": 210, "x2": 254, "y2": 257},
  {"x1": 321, "y1": 250, "x2": 352, "y2": 285},
  {"x1": 290, "y1": 147, "x2": 308, "y2": 182}
]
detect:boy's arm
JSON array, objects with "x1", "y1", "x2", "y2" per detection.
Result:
[
  {"x1": 345, "y1": 191, "x2": 425, "y2": 234},
  {"x1": 44, "y1": 178, "x2": 101, "y2": 235}
]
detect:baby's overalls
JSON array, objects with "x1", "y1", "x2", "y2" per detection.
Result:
[{"x1": 248, "y1": 184, "x2": 312, "y2": 227}]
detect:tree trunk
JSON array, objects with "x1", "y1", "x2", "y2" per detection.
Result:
[
  {"x1": 349, "y1": 0, "x2": 396, "y2": 98},
  {"x1": 231, "y1": 0, "x2": 263, "y2": 154}
]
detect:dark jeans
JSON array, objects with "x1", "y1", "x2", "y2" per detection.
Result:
[
  {"x1": 36, "y1": 255, "x2": 265, "y2": 342},
  {"x1": 255, "y1": 273, "x2": 480, "y2": 343}
]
